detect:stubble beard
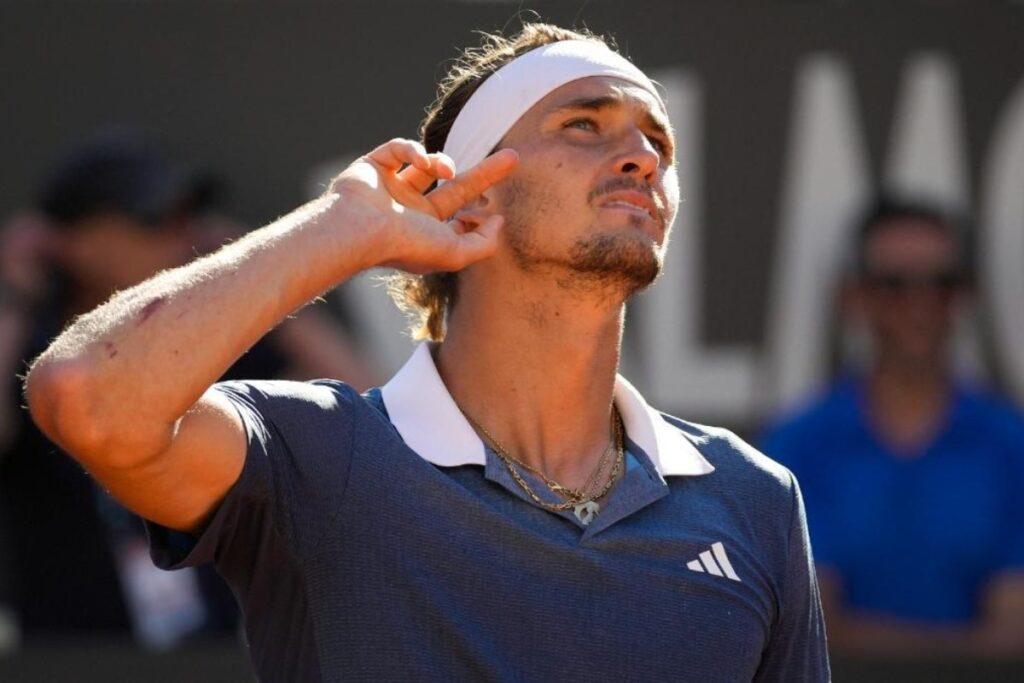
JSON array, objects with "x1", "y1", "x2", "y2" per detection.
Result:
[{"x1": 501, "y1": 178, "x2": 664, "y2": 299}]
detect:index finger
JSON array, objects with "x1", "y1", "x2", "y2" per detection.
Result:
[{"x1": 425, "y1": 149, "x2": 518, "y2": 219}]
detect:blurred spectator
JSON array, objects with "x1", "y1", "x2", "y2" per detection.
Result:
[
  {"x1": 761, "y1": 195, "x2": 1024, "y2": 656},
  {"x1": 0, "y1": 128, "x2": 379, "y2": 649},
  {"x1": 0, "y1": 212, "x2": 57, "y2": 654}
]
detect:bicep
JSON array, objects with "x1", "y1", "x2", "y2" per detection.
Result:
[{"x1": 88, "y1": 388, "x2": 247, "y2": 535}]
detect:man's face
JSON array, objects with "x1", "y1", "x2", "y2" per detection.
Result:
[
  {"x1": 486, "y1": 75, "x2": 678, "y2": 296},
  {"x1": 854, "y1": 218, "x2": 966, "y2": 367}
]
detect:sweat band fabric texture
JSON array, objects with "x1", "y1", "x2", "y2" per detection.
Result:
[{"x1": 441, "y1": 40, "x2": 663, "y2": 177}]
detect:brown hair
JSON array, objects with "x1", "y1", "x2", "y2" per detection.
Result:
[{"x1": 385, "y1": 22, "x2": 613, "y2": 340}]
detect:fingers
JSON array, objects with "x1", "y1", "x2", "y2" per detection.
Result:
[
  {"x1": 398, "y1": 153, "x2": 455, "y2": 193},
  {"x1": 367, "y1": 139, "x2": 458, "y2": 196},
  {"x1": 426, "y1": 149, "x2": 518, "y2": 219},
  {"x1": 367, "y1": 139, "x2": 431, "y2": 171}
]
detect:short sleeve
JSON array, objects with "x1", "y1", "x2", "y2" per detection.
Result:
[
  {"x1": 146, "y1": 379, "x2": 358, "y2": 572},
  {"x1": 754, "y1": 472, "x2": 831, "y2": 682}
]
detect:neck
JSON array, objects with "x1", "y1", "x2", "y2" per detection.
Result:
[
  {"x1": 437, "y1": 276, "x2": 625, "y2": 487},
  {"x1": 866, "y1": 354, "x2": 951, "y2": 454},
  {"x1": 870, "y1": 349, "x2": 949, "y2": 398}
]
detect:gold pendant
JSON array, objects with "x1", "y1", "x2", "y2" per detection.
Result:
[{"x1": 574, "y1": 501, "x2": 600, "y2": 526}]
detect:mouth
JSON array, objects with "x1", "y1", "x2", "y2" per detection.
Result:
[{"x1": 597, "y1": 190, "x2": 663, "y2": 229}]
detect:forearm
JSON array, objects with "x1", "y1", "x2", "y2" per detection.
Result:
[{"x1": 26, "y1": 190, "x2": 383, "y2": 463}]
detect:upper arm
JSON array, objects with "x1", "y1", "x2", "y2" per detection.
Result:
[{"x1": 88, "y1": 387, "x2": 247, "y2": 535}]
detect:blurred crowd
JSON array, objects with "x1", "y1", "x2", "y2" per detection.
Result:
[{"x1": 1, "y1": 128, "x2": 1023, "y2": 660}]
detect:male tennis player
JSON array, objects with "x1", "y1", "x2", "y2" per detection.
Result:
[{"x1": 26, "y1": 23, "x2": 829, "y2": 681}]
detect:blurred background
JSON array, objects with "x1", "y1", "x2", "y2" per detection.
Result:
[{"x1": 2, "y1": 0, "x2": 1024, "y2": 680}]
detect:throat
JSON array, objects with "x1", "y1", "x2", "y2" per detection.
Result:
[
  {"x1": 468, "y1": 406, "x2": 627, "y2": 526},
  {"x1": 867, "y1": 369, "x2": 951, "y2": 455}
]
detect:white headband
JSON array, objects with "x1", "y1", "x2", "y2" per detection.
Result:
[{"x1": 441, "y1": 40, "x2": 663, "y2": 176}]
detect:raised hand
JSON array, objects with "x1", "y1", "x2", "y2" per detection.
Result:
[{"x1": 330, "y1": 138, "x2": 517, "y2": 274}]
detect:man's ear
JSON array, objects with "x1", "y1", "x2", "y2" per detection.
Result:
[{"x1": 451, "y1": 193, "x2": 495, "y2": 234}]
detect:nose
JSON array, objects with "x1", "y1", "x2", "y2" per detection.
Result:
[{"x1": 615, "y1": 128, "x2": 661, "y2": 181}]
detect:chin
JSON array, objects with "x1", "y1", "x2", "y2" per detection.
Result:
[{"x1": 568, "y1": 231, "x2": 662, "y2": 294}]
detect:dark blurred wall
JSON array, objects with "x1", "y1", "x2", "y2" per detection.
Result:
[
  {"x1": 3, "y1": 640, "x2": 1023, "y2": 683},
  {"x1": 2, "y1": 0, "x2": 1022, "y2": 430}
]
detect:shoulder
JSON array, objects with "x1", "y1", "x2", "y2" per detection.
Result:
[
  {"x1": 211, "y1": 378, "x2": 382, "y2": 425},
  {"x1": 957, "y1": 382, "x2": 1024, "y2": 431},
  {"x1": 214, "y1": 378, "x2": 363, "y2": 409},
  {"x1": 211, "y1": 378, "x2": 382, "y2": 446},
  {"x1": 955, "y1": 383, "x2": 1024, "y2": 458},
  {"x1": 660, "y1": 413, "x2": 799, "y2": 511},
  {"x1": 212, "y1": 378, "x2": 402, "y2": 449}
]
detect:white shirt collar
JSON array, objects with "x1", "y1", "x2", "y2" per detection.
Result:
[{"x1": 380, "y1": 342, "x2": 715, "y2": 477}]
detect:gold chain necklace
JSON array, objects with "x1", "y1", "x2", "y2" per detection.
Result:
[
  {"x1": 489, "y1": 428, "x2": 615, "y2": 502},
  {"x1": 464, "y1": 409, "x2": 624, "y2": 526}
]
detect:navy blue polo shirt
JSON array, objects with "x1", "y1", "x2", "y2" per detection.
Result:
[
  {"x1": 147, "y1": 344, "x2": 829, "y2": 681},
  {"x1": 762, "y1": 376, "x2": 1024, "y2": 623}
]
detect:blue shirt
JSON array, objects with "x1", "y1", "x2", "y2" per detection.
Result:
[
  {"x1": 147, "y1": 345, "x2": 829, "y2": 681},
  {"x1": 761, "y1": 376, "x2": 1024, "y2": 623}
]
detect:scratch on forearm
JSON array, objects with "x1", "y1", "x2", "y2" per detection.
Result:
[{"x1": 137, "y1": 297, "x2": 167, "y2": 326}]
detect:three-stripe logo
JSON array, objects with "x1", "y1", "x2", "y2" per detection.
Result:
[{"x1": 686, "y1": 541, "x2": 741, "y2": 582}]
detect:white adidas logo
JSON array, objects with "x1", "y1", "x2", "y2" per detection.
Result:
[{"x1": 686, "y1": 542, "x2": 742, "y2": 582}]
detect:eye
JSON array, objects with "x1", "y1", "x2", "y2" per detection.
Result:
[
  {"x1": 564, "y1": 117, "x2": 598, "y2": 132},
  {"x1": 646, "y1": 134, "x2": 671, "y2": 157}
]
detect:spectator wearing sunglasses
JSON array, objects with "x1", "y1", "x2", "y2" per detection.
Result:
[{"x1": 761, "y1": 195, "x2": 1024, "y2": 656}]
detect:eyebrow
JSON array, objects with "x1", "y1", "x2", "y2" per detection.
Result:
[{"x1": 550, "y1": 94, "x2": 674, "y2": 147}]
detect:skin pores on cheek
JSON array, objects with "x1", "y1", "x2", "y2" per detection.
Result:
[
  {"x1": 496, "y1": 153, "x2": 665, "y2": 297},
  {"x1": 499, "y1": 172, "x2": 570, "y2": 271}
]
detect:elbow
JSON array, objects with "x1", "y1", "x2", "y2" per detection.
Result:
[
  {"x1": 25, "y1": 356, "x2": 173, "y2": 470},
  {"x1": 24, "y1": 356, "x2": 126, "y2": 466}
]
